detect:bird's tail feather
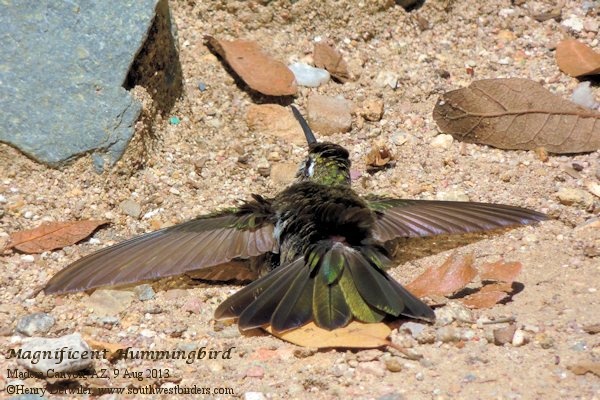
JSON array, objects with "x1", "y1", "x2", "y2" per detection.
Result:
[{"x1": 214, "y1": 241, "x2": 435, "y2": 332}]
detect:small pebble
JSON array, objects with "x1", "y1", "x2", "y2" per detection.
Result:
[
  {"x1": 288, "y1": 62, "x2": 330, "y2": 87},
  {"x1": 134, "y1": 284, "x2": 155, "y2": 301},
  {"x1": 430, "y1": 134, "x2": 454, "y2": 150},
  {"x1": 17, "y1": 333, "x2": 93, "y2": 373},
  {"x1": 360, "y1": 99, "x2": 384, "y2": 121},
  {"x1": 357, "y1": 361, "x2": 386, "y2": 377},
  {"x1": 245, "y1": 366, "x2": 265, "y2": 378},
  {"x1": 435, "y1": 302, "x2": 474, "y2": 326},
  {"x1": 385, "y1": 358, "x2": 403, "y2": 372},
  {"x1": 535, "y1": 333, "x2": 555, "y2": 349},
  {"x1": 493, "y1": 324, "x2": 517, "y2": 345},
  {"x1": 562, "y1": 15, "x2": 584, "y2": 32},
  {"x1": 169, "y1": 116, "x2": 181, "y2": 125},
  {"x1": 16, "y1": 312, "x2": 55, "y2": 336},
  {"x1": 556, "y1": 188, "x2": 594, "y2": 208},
  {"x1": 197, "y1": 82, "x2": 207, "y2": 91},
  {"x1": 244, "y1": 392, "x2": 266, "y2": 400},
  {"x1": 88, "y1": 289, "x2": 135, "y2": 317},
  {"x1": 375, "y1": 70, "x2": 398, "y2": 89},
  {"x1": 21, "y1": 255, "x2": 35, "y2": 263},
  {"x1": 512, "y1": 329, "x2": 527, "y2": 347},
  {"x1": 119, "y1": 199, "x2": 142, "y2": 219}
]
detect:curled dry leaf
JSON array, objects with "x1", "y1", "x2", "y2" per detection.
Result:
[
  {"x1": 556, "y1": 39, "x2": 600, "y2": 78},
  {"x1": 433, "y1": 78, "x2": 600, "y2": 154},
  {"x1": 406, "y1": 253, "x2": 477, "y2": 298},
  {"x1": 6, "y1": 220, "x2": 108, "y2": 254},
  {"x1": 479, "y1": 260, "x2": 522, "y2": 283},
  {"x1": 206, "y1": 37, "x2": 297, "y2": 96},
  {"x1": 265, "y1": 321, "x2": 391, "y2": 349},
  {"x1": 313, "y1": 42, "x2": 351, "y2": 82},
  {"x1": 365, "y1": 145, "x2": 394, "y2": 171}
]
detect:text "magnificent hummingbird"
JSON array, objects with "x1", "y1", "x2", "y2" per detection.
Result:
[{"x1": 45, "y1": 107, "x2": 547, "y2": 332}]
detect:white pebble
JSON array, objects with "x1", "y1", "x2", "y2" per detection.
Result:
[
  {"x1": 571, "y1": 82, "x2": 599, "y2": 110},
  {"x1": 562, "y1": 15, "x2": 584, "y2": 32},
  {"x1": 245, "y1": 392, "x2": 266, "y2": 400},
  {"x1": 288, "y1": 62, "x2": 330, "y2": 87},
  {"x1": 140, "y1": 329, "x2": 156, "y2": 338},
  {"x1": 23, "y1": 211, "x2": 33, "y2": 219},
  {"x1": 512, "y1": 329, "x2": 527, "y2": 347},
  {"x1": 0, "y1": 194, "x2": 6, "y2": 203},
  {"x1": 21, "y1": 255, "x2": 35, "y2": 263},
  {"x1": 430, "y1": 134, "x2": 454, "y2": 149}
]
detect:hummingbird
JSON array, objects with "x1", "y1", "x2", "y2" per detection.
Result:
[{"x1": 44, "y1": 106, "x2": 547, "y2": 332}]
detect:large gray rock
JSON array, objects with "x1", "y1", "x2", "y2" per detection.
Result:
[{"x1": 0, "y1": 0, "x2": 181, "y2": 169}]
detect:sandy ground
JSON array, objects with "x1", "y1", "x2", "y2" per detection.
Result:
[{"x1": 1, "y1": 0, "x2": 600, "y2": 399}]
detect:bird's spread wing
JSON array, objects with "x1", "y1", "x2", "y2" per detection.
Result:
[
  {"x1": 214, "y1": 240, "x2": 434, "y2": 333},
  {"x1": 44, "y1": 195, "x2": 277, "y2": 294},
  {"x1": 367, "y1": 197, "x2": 547, "y2": 242}
]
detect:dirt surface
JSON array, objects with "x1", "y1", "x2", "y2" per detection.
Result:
[{"x1": 1, "y1": 0, "x2": 600, "y2": 399}]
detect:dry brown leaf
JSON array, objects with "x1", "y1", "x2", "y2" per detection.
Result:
[
  {"x1": 479, "y1": 260, "x2": 522, "y2": 283},
  {"x1": 313, "y1": 42, "x2": 351, "y2": 82},
  {"x1": 556, "y1": 39, "x2": 600, "y2": 77},
  {"x1": 206, "y1": 37, "x2": 297, "y2": 96},
  {"x1": 6, "y1": 220, "x2": 108, "y2": 254},
  {"x1": 406, "y1": 253, "x2": 477, "y2": 298},
  {"x1": 265, "y1": 321, "x2": 391, "y2": 348},
  {"x1": 365, "y1": 145, "x2": 394, "y2": 170},
  {"x1": 568, "y1": 362, "x2": 600, "y2": 377},
  {"x1": 433, "y1": 78, "x2": 600, "y2": 154},
  {"x1": 460, "y1": 290, "x2": 508, "y2": 309}
]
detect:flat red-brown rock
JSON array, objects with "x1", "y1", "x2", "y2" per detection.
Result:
[
  {"x1": 207, "y1": 37, "x2": 297, "y2": 96},
  {"x1": 313, "y1": 42, "x2": 351, "y2": 82}
]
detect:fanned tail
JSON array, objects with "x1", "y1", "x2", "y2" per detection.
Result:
[{"x1": 214, "y1": 241, "x2": 434, "y2": 332}]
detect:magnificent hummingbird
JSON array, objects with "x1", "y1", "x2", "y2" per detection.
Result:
[{"x1": 45, "y1": 106, "x2": 547, "y2": 332}]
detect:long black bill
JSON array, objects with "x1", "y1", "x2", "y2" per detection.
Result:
[{"x1": 291, "y1": 105, "x2": 317, "y2": 145}]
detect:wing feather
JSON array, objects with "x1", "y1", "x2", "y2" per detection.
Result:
[
  {"x1": 45, "y1": 205, "x2": 277, "y2": 294},
  {"x1": 369, "y1": 199, "x2": 547, "y2": 242}
]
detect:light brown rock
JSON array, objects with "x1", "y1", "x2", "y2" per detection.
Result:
[
  {"x1": 307, "y1": 95, "x2": 353, "y2": 135},
  {"x1": 360, "y1": 99, "x2": 384, "y2": 121},
  {"x1": 270, "y1": 162, "x2": 298, "y2": 184},
  {"x1": 246, "y1": 104, "x2": 305, "y2": 145}
]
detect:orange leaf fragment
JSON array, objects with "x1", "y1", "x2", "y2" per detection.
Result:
[
  {"x1": 556, "y1": 39, "x2": 600, "y2": 77},
  {"x1": 406, "y1": 253, "x2": 477, "y2": 298},
  {"x1": 83, "y1": 336, "x2": 124, "y2": 361},
  {"x1": 567, "y1": 362, "x2": 600, "y2": 377},
  {"x1": 480, "y1": 282, "x2": 513, "y2": 293},
  {"x1": 6, "y1": 220, "x2": 108, "y2": 254},
  {"x1": 479, "y1": 260, "x2": 522, "y2": 283},
  {"x1": 461, "y1": 291, "x2": 508, "y2": 309},
  {"x1": 265, "y1": 321, "x2": 391, "y2": 349}
]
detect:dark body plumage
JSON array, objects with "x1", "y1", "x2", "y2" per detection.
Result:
[{"x1": 44, "y1": 107, "x2": 547, "y2": 333}]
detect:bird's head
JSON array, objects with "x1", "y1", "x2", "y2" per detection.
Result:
[{"x1": 291, "y1": 106, "x2": 351, "y2": 186}]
